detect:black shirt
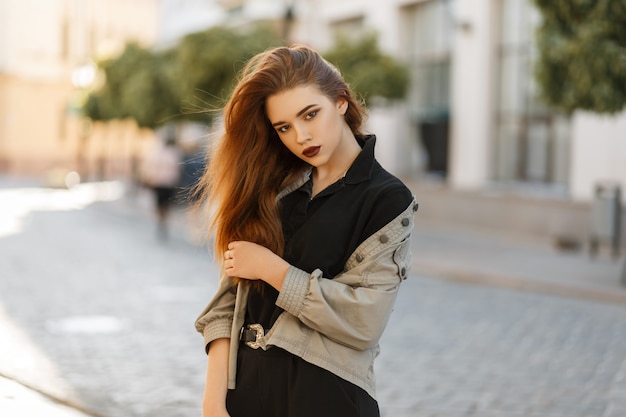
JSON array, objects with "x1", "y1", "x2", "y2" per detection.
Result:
[{"x1": 246, "y1": 135, "x2": 413, "y2": 329}]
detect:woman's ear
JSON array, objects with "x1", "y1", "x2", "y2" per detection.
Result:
[{"x1": 337, "y1": 97, "x2": 348, "y2": 115}]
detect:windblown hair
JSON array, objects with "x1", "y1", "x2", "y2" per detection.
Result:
[{"x1": 197, "y1": 44, "x2": 368, "y2": 286}]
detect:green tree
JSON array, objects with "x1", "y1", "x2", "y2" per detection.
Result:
[
  {"x1": 85, "y1": 43, "x2": 145, "y2": 122},
  {"x1": 323, "y1": 33, "x2": 410, "y2": 106},
  {"x1": 120, "y1": 48, "x2": 180, "y2": 128},
  {"x1": 85, "y1": 43, "x2": 179, "y2": 129},
  {"x1": 534, "y1": 0, "x2": 626, "y2": 114},
  {"x1": 85, "y1": 26, "x2": 282, "y2": 127},
  {"x1": 169, "y1": 25, "x2": 282, "y2": 122}
]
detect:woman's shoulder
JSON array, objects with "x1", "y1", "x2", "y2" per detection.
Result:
[
  {"x1": 354, "y1": 163, "x2": 415, "y2": 238},
  {"x1": 369, "y1": 162, "x2": 414, "y2": 207}
]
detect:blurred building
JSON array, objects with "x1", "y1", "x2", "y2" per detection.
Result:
[
  {"x1": 214, "y1": 0, "x2": 626, "y2": 241},
  {"x1": 1, "y1": 0, "x2": 624, "y2": 240},
  {"x1": 157, "y1": 0, "x2": 224, "y2": 48},
  {"x1": 0, "y1": 0, "x2": 159, "y2": 181}
]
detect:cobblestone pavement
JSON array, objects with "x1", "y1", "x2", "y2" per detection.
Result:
[
  {"x1": 1, "y1": 181, "x2": 626, "y2": 417},
  {"x1": 379, "y1": 278, "x2": 626, "y2": 417}
]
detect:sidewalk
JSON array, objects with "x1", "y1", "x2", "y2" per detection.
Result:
[
  {"x1": 411, "y1": 218, "x2": 626, "y2": 305},
  {"x1": 404, "y1": 176, "x2": 626, "y2": 304}
]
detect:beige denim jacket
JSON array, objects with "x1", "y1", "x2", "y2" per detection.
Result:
[{"x1": 195, "y1": 188, "x2": 417, "y2": 399}]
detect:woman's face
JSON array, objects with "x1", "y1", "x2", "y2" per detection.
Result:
[{"x1": 265, "y1": 84, "x2": 349, "y2": 167}]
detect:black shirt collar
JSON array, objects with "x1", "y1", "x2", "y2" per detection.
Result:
[
  {"x1": 344, "y1": 134, "x2": 376, "y2": 185},
  {"x1": 278, "y1": 134, "x2": 378, "y2": 201}
]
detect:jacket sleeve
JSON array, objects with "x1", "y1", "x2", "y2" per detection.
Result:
[
  {"x1": 275, "y1": 199, "x2": 415, "y2": 351},
  {"x1": 194, "y1": 273, "x2": 237, "y2": 352}
]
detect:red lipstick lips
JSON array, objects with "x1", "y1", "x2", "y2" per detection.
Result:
[{"x1": 303, "y1": 146, "x2": 321, "y2": 158}]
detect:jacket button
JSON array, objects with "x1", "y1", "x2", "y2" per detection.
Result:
[
  {"x1": 355, "y1": 254, "x2": 364, "y2": 263},
  {"x1": 379, "y1": 234, "x2": 389, "y2": 244},
  {"x1": 401, "y1": 218, "x2": 410, "y2": 226}
]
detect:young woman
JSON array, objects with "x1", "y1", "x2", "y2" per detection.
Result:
[{"x1": 195, "y1": 44, "x2": 417, "y2": 417}]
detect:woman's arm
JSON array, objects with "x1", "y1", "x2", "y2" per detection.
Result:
[
  {"x1": 195, "y1": 275, "x2": 237, "y2": 416},
  {"x1": 202, "y1": 338, "x2": 231, "y2": 417},
  {"x1": 225, "y1": 199, "x2": 415, "y2": 352},
  {"x1": 195, "y1": 274, "x2": 237, "y2": 349},
  {"x1": 277, "y1": 234, "x2": 411, "y2": 351}
]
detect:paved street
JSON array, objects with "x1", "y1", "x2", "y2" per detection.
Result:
[{"x1": 1, "y1": 179, "x2": 626, "y2": 417}]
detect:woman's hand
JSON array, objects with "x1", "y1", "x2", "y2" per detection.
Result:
[{"x1": 224, "y1": 241, "x2": 290, "y2": 291}]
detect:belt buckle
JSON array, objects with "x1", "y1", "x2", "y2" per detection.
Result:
[{"x1": 245, "y1": 323, "x2": 264, "y2": 349}]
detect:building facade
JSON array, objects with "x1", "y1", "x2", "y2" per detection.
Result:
[
  {"x1": 0, "y1": 0, "x2": 159, "y2": 180},
  {"x1": 280, "y1": 0, "x2": 626, "y2": 204},
  {"x1": 1, "y1": 0, "x2": 624, "y2": 208},
  {"x1": 218, "y1": 0, "x2": 625, "y2": 204}
]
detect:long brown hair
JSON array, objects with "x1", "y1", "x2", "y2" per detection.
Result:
[{"x1": 197, "y1": 44, "x2": 368, "y2": 286}]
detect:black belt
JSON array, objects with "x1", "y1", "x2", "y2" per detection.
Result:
[{"x1": 239, "y1": 324, "x2": 266, "y2": 349}]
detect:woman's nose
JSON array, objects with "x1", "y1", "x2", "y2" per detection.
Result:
[{"x1": 294, "y1": 125, "x2": 311, "y2": 144}]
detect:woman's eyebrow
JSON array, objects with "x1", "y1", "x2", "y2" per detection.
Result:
[{"x1": 271, "y1": 104, "x2": 318, "y2": 127}]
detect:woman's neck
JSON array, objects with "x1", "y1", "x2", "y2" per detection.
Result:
[{"x1": 311, "y1": 130, "x2": 361, "y2": 196}]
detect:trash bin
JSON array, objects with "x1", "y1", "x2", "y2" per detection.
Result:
[{"x1": 589, "y1": 182, "x2": 622, "y2": 258}]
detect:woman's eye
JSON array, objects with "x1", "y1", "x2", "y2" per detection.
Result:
[
  {"x1": 305, "y1": 110, "x2": 318, "y2": 120},
  {"x1": 278, "y1": 125, "x2": 289, "y2": 133}
]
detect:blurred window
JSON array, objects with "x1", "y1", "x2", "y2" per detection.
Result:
[
  {"x1": 494, "y1": 0, "x2": 570, "y2": 185},
  {"x1": 401, "y1": 0, "x2": 452, "y2": 121},
  {"x1": 400, "y1": 0, "x2": 453, "y2": 177}
]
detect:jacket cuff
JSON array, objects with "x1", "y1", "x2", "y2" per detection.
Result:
[
  {"x1": 276, "y1": 266, "x2": 312, "y2": 316},
  {"x1": 202, "y1": 319, "x2": 232, "y2": 352}
]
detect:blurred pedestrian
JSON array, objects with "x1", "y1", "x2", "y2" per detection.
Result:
[
  {"x1": 194, "y1": 45, "x2": 417, "y2": 417},
  {"x1": 179, "y1": 140, "x2": 206, "y2": 202},
  {"x1": 140, "y1": 136, "x2": 181, "y2": 240}
]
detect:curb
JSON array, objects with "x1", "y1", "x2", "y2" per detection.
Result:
[{"x1": 412, "y1": 261, "x2": 626, "y2": 305}]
